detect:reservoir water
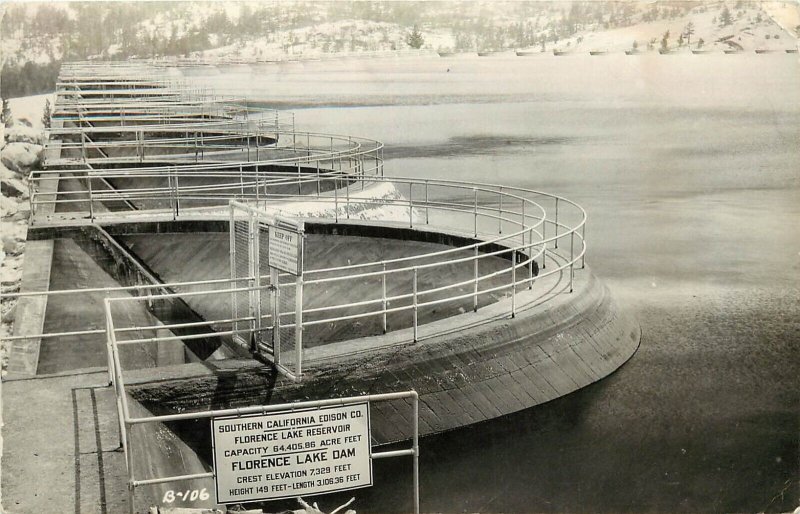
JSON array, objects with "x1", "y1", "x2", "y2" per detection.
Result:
[{"x1": 192, "y1": 54, "x2": 799, "y2": 512}]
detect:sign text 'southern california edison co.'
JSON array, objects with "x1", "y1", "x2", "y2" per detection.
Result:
[{"x1": 211, "y1": 403, "x2": 372, "y2": 503}]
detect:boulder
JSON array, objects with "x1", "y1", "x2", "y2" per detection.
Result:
[
  {"x1": 4, "y1": 123, "x2": 45, "y2": 145},
  {"x1": 0, "y1": 142, "x2": 42, "y2": 174},
  {"x1": 9, "y1": 207, "x2": 30, "y2": 222},
  {"x1": 1, "y1": 234, "x2": 24, "y2": 256},
  {"x1": 0, "y1": 194, "x2": 19, "y2": 218},
  {"x1": 2, "y1": 303, "x2": 15, "y2": 323},
  {"x1": 1, "y1": 177, "x2": 28, "y2": 198}
]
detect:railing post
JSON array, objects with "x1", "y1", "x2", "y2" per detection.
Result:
[
  {"x1": 255, "y1": 164, "x2": 260, "y2": 206},
  {"x1": 86, "y1": 171, "x2": 94, "y2": 222},
  {"x1": 511, "y1": 249, "x2": 516, "y2": 318},
  {"x1": 542, "y1": 220, "x2": 546, "y2": 269},
  {"x1": 528, "y1": 228, "x2": 534, "y2": 289},
  {"x1": 412, "y1": 395, "x2": 420, "y2": 514},
  {"x1": 498, "y1": 187, "x2": 503, "y2": 234},
  {"x1": 139, "y1": 130, "x2": 144, "y2": 163},
  {"x1": 473, "y1": 246, "x2": 479, "y2": 312},
  {"x1": 173, "y1": 168, "x2": 180, "y2": 218},
  {"x1": 554, "y1": 197, "x2": 559, "y2": 249},
  {"x1": 570, "y1": 230, "x2": 574, "y2": 293},
  {"x1": 230, "y1": 205, "x2": 238, "y2": 340},
  {"x1": 239, "y1": 164, "x2": 244, "y2": 196},
  {"x1": 408, "y1": 182, "x2": 413, "y2": 228},
  {"x1": 345, "y1": 174, "x2": 350, "y2": 219},
  {"x1": 167, "y1": 173, "x2": 175, "y2": 220},
  {"x1": 381, "y1": 263, "x2": 387, "y2": 334},
  {"x1": 29, "y1": 179, "x2": 36, "y2": 217},
  {"x1": 297, "y1": 161, "x2": 302, "y2": 196},
  {"x1": 424, "y1": 180, "x2": 429, "y2": 225},
  {"x1": 581, "y1": 221, "x2": 586, "y2": 269},
  {"x1": 334, "y1": 177, "x2": 339, "y2": 223},
  {"x1": 125, "y1": 424, "x2": 135, "y2": 514},
  {"x1": 412, "y1": 267, "x2": 418, "y2": 342},
  {"x1": 248, "y1": 211, "x2": 260, "y2": 350},
  {"x1": 105, "y1": 308, "x2": 113, "y2": 386},
  {"x1": 295, "y1": 275, "x2": 303, "y2": 378},
  {"x1": 115, "y1": 390, "x2": 126, "y2": 450},
  {"x1": 271, "y1": 268, "x2": 281, "y2": 364},
  {"x1": 316, "y1": 161, "x2": 321, "y2": 197},
  {"x1": 473, "y1": 188, "x2": 478, "y2": 237}
]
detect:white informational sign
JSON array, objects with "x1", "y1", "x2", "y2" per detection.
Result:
[
  {"x1": 211, "y1": 403, "x2": 372, "y2": 504},
  {"x1": 269, "y1": 226, "x2": 302, "y2": 275}
]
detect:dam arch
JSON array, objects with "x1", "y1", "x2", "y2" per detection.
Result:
[{"x1": 3, "y1": 60, "x2": 640, "y2": 513}]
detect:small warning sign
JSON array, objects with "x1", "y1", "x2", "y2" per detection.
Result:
[
  {"x1": 211, "y1": 403, "x2": 372, "y2": 503},
  {"x1": 269, "y1": 226, "x2": 302, "y2": 275}
]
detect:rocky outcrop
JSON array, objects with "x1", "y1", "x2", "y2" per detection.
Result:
[
  {"x1": 1, "y1": 142, "x2": 43, "y2": 174},
  {"x1": 2, "y1": 121, "x2": 46, "y2": 174},
  {"x1": 1, "y1": 120, "x2": 42, "y2": 375}
]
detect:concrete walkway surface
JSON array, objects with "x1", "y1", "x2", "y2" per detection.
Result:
[{"x1": 2, "y1": 371, "x2": 130, "y2": 513}]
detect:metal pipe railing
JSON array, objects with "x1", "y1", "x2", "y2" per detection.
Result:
[
  {"x1": 104, "y1": 302, "x2": 421, "y2": 514},
  {"x1": 18, "y1": 64, "x2": 586, "y2": 377},
  {"x1": 11, "y1": 177, "x2": 584, "y2": 347}
]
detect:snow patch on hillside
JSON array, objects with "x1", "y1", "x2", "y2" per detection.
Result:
[
  {"x1": 201, "y1": 19, "x2": 446, "y2": 59},
  {"x1": 8, "y1": 94, "x2": 55, "y2": 130},
  {"x1": 545, "y1": 3, "x2": 798, "y2": 53}
]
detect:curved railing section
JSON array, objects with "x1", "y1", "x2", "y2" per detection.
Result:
[
  {"x1": 257, "y1": 176, "x2": 587, "y2": 346},
  {"x1": 14, "y1": 60, "x2": 587, "y2": 366}
]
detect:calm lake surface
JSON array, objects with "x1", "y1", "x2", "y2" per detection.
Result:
[{"x1": 191, "y1": 54, "x2": 799, "y2": 512}]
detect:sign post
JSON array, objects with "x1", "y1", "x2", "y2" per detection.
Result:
[{"x1": 212, "y1": 403, "x2": 372, "y2": 504}]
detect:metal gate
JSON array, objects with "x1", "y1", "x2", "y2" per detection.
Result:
[{"x1": 229, "y1": 201, "x2": 304, "y2": 380}]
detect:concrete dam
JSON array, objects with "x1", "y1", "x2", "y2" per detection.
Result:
[{"x1": 3, "y1": 60, "x2": 639, "y2": 513}]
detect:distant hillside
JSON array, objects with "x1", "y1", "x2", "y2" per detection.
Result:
[
  {"x1": 1, "y1": 1, "x2": 798, "y2": 98},
  {"x1": 543, "y1": 1, "x2": 800, "y2": 53}
]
